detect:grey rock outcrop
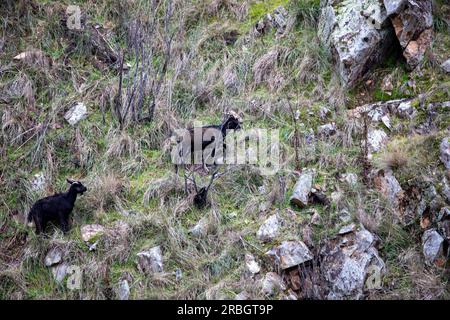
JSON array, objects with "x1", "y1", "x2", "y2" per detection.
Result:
[
  {"x1": 318, "y1": 0, "x2": 393, "y2": 87},
  {"x1": 384, "y1": 0, "x2": 433, "y2": 69},
  {"x1": 320, "y1": 227, "x2": 385, "y2": 299}
]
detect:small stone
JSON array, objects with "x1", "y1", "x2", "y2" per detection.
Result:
[
  {"x1": 245, "y1": 253, "x2": 261, "y2": 274},
  {"x1": 331, "y1": 191, "x2": 343, "y2": 204},
  {"x1": 439, "y1": 137, "x2": 450, "y2": 170},
  {"x1": 175, "y1": 268, "x2": 182, "y2": 282},
  {"x1": 235, "y1": 291, "x2": 250, "y2": 300},
  {"x1": 396, "y1": 100, "x2": 416, "y2": 119},
  {"x1": 51, "y1": 263, "x2": 68, "y2": 283},
  {"x1": 319, "y1": 106, "x2": 331, "y2": 120},
  {"x1": 266, "y1": 240, "x2": 313, "y2": 270},
  {"x1": 437, "y1": 207, "x2": 450, "y2": 222},
  {"x1": 80, "y1": 224, "x2": 105, "y2": 243},
  {"x1": 261, "y1": 272, "x2": 286, "y2": 296},
  {"x1": 118, "y1": 279, "x2": 130, "y2": 300},
  {"x1": 441, "y1": 59, "x2": 450, "y2": 73},
  {"x1": 381, "y1": 74, "x2": 393, "y2": 92},
  {"x1": 257, "y1": 214, "x2": 280, "y2": 242},
  {"x1": 189, "y1": 217, "x2": 208, "y2": 237},
  {"x1": 338, "y1": 223, "x2": 356, "y2": 235},
  {"x1": 44, "y1": 247, "x2": 63, "y2": 267},
  {"x1": 317, "y1": 123, "x2": 337, "y2": 137},
  {"x1": 281, "y1": 289, "x2": 298, "y2": 300},
  {"x1": 381, "y1": 115, "x2": 391, "y2": 130},
  {"x1": 374, "y1": 170, "x2": 403, "y2": 207},
  {"x1": 368, "y1": 129, "x2": 388, "y2": 154},
  {"x1": 342, "y1": 173, "x2": 358, "y2": 187},
  {"x1": 311, "y1": 211, "x2": 321, "y2": 226},
  {"x1": 64, "y1": 102, "x2": 87, "y2": 126},
  {"x1": 422, "y1": 229, "x2": 444, "y2": 265},
  {"x1": 31, "y1": 172, "x2": 46, "y2": 192},
  {"x1": 290, "y1": 170, "x2": 313, "y2": 208},
  {"x1": 320, "y1": 228, "x2": 385, "y2": 299},
  {"x1": 137, "y1": 246, "x2": 164, "y2": 274}
]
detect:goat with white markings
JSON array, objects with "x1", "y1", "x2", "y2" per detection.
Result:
[{"x1": 27, "y1": 179, "x2": 87, "y2": 234}]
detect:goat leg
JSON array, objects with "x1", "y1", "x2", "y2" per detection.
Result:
[
  {"x1": 58, "y1": 212, "x2": 70, "y2": 233},
  {"x1": 34, "y1": 216, "x2": 43, "y2": 235}
]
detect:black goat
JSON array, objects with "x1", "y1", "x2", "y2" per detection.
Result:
[{"x1": 27, "y1": 179, "x2": 87, "y2": 234}]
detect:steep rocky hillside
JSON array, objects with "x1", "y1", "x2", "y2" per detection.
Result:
[{"x1": 0, "y1": 0, "x2": 449, "y2": 300}]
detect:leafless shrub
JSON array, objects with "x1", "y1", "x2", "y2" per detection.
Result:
[{"x1": 113, "y1": 0, "x2": 177, "y2": 130}]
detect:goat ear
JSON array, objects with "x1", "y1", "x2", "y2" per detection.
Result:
[{"x1": 66, "y1": 178, "x2": 74, "y2": 184}]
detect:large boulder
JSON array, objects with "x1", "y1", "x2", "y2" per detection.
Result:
[
  {"x1": 318, "y1": 0, "x2": 394, "y2": 87},
  {"x1": 384, "y1": 0, "x2": 433, "y2": 69}
]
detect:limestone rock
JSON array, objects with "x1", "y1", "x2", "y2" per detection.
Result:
[
  {"x1": 318, "y1": 0, "x2": 393, "y2": 87},
  {"x1": 441, "y1": 59, "x2": 450, "y2": 73},
  {"x1": 64, "y1": 102, "x2": 87, "y2": 126},
  {"x1": 51, "y1": 263, "x2": 68, "y2": 283},
  {"x1": 321, "y1": 227, "x2": 385, "y2": 299},
  {"x1": 261, "y1": 272, "x2": 286, "y2": 296},
  {"x1": 266, "y1": 240, "x2": 313, "y2": 270},
  {"x1": 440, "y1": 137, "x2": 450, "y2": 170},
  {"x1": 137, "y1": 246, "x2": 164, "y2": 274},
  {"x1": 385, "y1": 0, "x2": 433, "y2": 69},
  {"x1": 290, "y1": 170, "x2": 313, "y2": 208},
  {"x1": 396, "y1": 100, "x2": 416, "y2": 119},
  {"x1": 31, "y1": 172, "x2": 46, "y2": 192},
  {"x1": 257, "y1": 214, "x2": 280, "y2": 242},
  {"x1": 367, "y1": 129, "x2": 388, "y2": 154},
  {"x1": 422, "y1": 229, "x2": 444, "y2": 265},
  {"x1": 44, "y1": 247, "x2": 64, "y2": 267},
  {"x1": 317, "y1": 123, "x2": 337, "y2": 137},
  {"x1": 374, "y1": 170, "x2": 403, "y2": 207},
  {"x1": 81, "y1": 224, "x2": 105, "y2": 243},
  {"x1": 189, "y1": 217, "x2": 209, "y2": 237},
  {"x1": 118, "y1": 279, "x2": 130, "y2": 300},
  {"x1": 245, "y1": 253, "x2": 261, "y2": 275}
]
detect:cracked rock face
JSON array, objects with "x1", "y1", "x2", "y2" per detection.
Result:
[
  {"x1": 384, "y1": 0, "x2": 433, "y2": 69},
  {"x1": 320, "y1": 228, "x2": 385, "y2": 300},
  {"x1": 318, "y1": 0, "x2": 394, "y2": 87}
]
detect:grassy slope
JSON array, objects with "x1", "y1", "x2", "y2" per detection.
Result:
[{"x1": 0, "y1": 0, "x2": 449, "y2": 299}]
